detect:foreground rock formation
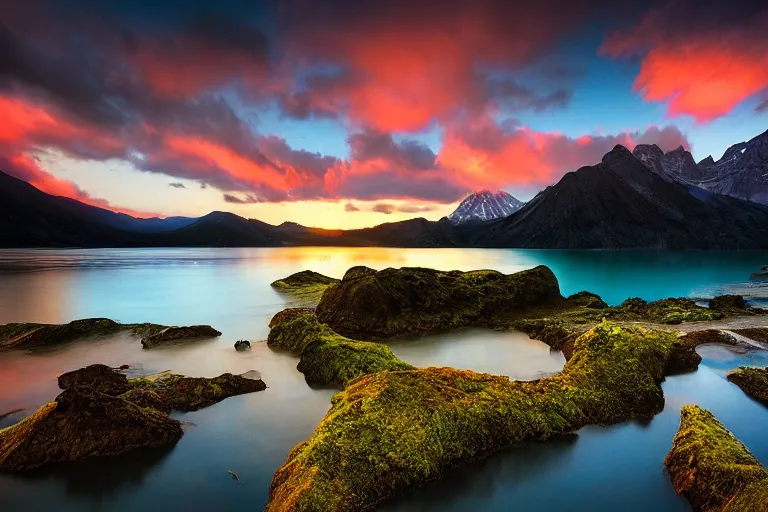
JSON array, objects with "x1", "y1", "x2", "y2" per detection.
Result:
[
  {"x1": 727, "y1": 367, "x2": 768, "y2": 406},
  {"x1": 268, "y1": 308, "x2": 413, "y2": 387},
  {"x1": 0, "y1": 386, "x2": 183, "y2": 472},
  {"x1": 271, "y1": 270, "x2": 339, "y2": 304},
  {"x1": 266, "y1": 321, "x2": 700, "y2": 511},
  {"x1": 0, "y1": 365, "x2": 266, "y2": 472},
  {"x1": 664, "y1": 406, "x2": 768, "y2": 511}
]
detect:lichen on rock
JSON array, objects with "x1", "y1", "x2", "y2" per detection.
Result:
[
  {"x1": 266, "y1": 321, "x2": 698, "y2": 511},
  {"x1": 727, "y1": 366, "x2": 768, "y2": 406},
  {"x1": 664, "y1": 405, "x2": 768, "y2": 511}
]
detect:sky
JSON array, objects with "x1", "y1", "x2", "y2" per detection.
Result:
[{"x1": 1, "y1": 0, "x2": 767, "y2": 228}]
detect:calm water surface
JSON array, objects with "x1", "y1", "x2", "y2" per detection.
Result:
[{"x1": 0, "y1": 248, "x2": 767, "y2": 511}]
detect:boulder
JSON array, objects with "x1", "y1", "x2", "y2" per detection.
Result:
[
  {"x1": 140, "y1": 325, "x2": 222, "y2": 348},
  {"x1": 315, "y1": 265, "x2": 564, "y2": 339},
  {"x1": 234, "y1": 340, "x2": 251, "y2": 351},
  {"x1": 0, "y1": 387, "x2": 183, "y2": 473},
  {"x1": 58, "y1": 364, "x2": 132, "y2": 396},
  {"x1": 709, "y1": 294, "x2": 748, "y2": 311},
  {"x1": 270, "y1": 271, "x2": 339, "y2": 304},
  {"x1": 567, "y1": 291, "x2": 608, "y2": 309}
]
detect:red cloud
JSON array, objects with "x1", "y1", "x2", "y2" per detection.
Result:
[{"x1": 600, "y1": 6, "x2": 768, "y2": 122}]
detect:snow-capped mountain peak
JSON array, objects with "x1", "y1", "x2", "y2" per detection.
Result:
[{"x1": 447, "y1": 190, "x2": 525, "y2": 225}]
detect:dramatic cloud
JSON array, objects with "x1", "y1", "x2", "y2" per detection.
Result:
[
  {"x1": 223, "y1": 193, "x2": 262, "y2": 204},
  {"x1": 601, "y1": 1, "x2": 768, "y2": 122},
  {"x1": 371, "y1": 203, "x2": 395, "y2": 215}
]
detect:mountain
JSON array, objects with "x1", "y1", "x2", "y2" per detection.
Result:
[
  {"x1": 447, "y1": 190, "x2": 525, "y2": 225},
  {"x1": 470, "y1": 145, "x2": 768, "y2": 249},
  {"x1": 633, "y1": 130, "x2": 768, "y2": 205}
]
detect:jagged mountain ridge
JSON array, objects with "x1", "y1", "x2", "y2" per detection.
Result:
[
  {"x1": 632, "y1": 129, "x2": 768, "y2": 205},
  {"x1": 447, "y1": 190, "x2": 524, "y2": 225}
]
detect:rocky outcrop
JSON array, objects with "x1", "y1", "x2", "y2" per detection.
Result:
[
  {"x1": 58, "y1": 364, "x2": 132, "y2": 396},
  {"x1": 127, "y1": 373, "x2": 267, "y2": 412},
  {"x1": 708, "y1": 294, "x2": 747, "y2": 311},
  {"x1": 664, "y1": 406, "x2": 768, "y2": 511},
  {"x1": 266, "y1": 322, "x2": 700, "y2": 511},
  {"x1": 140, "y1": 325, "x2": 222, "y2": 348},
  {"x1": 234, "y1": 340, "x2": 251, "y2": 351},
  {"x1": 0, "y1": 387, "x2": 183, "y2": 472},
  {"x1": 567, "y1": 291, "x2": 608, "y2": 309},
  {"x1": 270, "y1": 271, "x2": 339, "y2": 305},
  {"x1": 727, "y1": 366, "x2": 768, "y2": 406},
  {"x1": 56, "y1": 365, "x2": 267, "y2": 412},
  {"x1": 315, "y1": 265, "x2": 563, "y2": 340},
  {"x1": 0, "y1": 318, "x2": 122, "y2": 352},
  {"x1": 268, "y1": 308, "x2": 413, "y2": 388}
]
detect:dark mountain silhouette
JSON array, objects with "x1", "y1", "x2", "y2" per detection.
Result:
[
  {"x1": 470, "y1": 145, "x2": 768, "y2": 249},
  {"x1": 3, "y1": 136, "x2": 768, "y2": 249}
]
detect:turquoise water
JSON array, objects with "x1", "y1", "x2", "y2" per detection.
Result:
[{"x1": 0, "y1": 247, "x2": 766, "y2": 511}]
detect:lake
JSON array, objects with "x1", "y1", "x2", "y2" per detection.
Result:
[{"x1": 0, "y1": 247, "x2": 767, "y2": 511}]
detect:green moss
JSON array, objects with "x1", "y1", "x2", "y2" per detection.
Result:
[
  {"x1": 271, "y1": 271, "x2": 340, "y2": 306},
  {"x1": 727, "y1": 366, "x2": 768, "y2": 406},
  {"x1": 664, "y1": 405, "x2": 768, "y2": 512},
  {"x1": 315, "y1": 265, "x2": 565, "y2": 340},
  {"x1": 269, "y1": 309, "x2": 414, "y2": 387},
  {"x1": 266, "y1": 321, "x2": 695, "y2": 511}
]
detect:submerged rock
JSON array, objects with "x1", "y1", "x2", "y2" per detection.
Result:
[
  {"x1": 727, "y1": 366, "x2": 768, "y2": 406},
  {"x1": 315, "y1": 265, "x2": 564, "y2": 339},
  {"x1": 266, "y1": 321, "x2": 698, "y2": 511},
  {"x1": 664, "y1": 406, "x2": 768, "y2": 511},
  {"x1": 0, "y1": 387, "x2": 183, "y2": 473},
  {"x1": 268, "y1": 308, "x2": 413, "y2": 387},
  {"x1": 0, "y1": 318, "x2": 122, "y2": 352},
  {"x1": 140, "y1": 325, "x2": 222, "y2": 348},
  {"x1": 271, "y1": 271, "x2": 339, "y2": 304},
  {"x1": 234, "y1": 340, "x2": 251, "y2": 351},
  {"x1": 58, "y1": 364, "x2": 132, "y2": 396}
]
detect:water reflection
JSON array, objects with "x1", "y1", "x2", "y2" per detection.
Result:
[{"x1": 0, "y1": 248, "x2": 767, "y2": 511}]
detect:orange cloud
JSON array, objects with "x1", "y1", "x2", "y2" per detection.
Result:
[{"x1": 601, "y1": 7, "x2": 768, "y2": 122}]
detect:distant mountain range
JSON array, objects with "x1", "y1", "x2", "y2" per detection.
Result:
[
  {"x1": 2, "y1": 128, "x2": 768, "y2": 249},
  {"x1": 632, "y1": 129, "x2": 768, "y2": 205},
  {"x1": 447, "y1": 190, "x2": 524, "y2": 225}
]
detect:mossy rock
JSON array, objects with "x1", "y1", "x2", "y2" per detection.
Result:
[
  {"x1": 0, "y1": 318, "x2": 122, "y2": 352},
  {"x1": 727, "y1": 366, "x2": 768, "y2": 406},
  {"x1": 140, "y1": 325, "x2": 222, "y2": 348},
  {"x1": 664, "y1": 405, "x2": 768, "y2": 511},
  {"x1": 0, "y1": 387, "x2": 183, "y2": 473},
  {"x1": 266, "y1": 321, "x2": 697, "y2": 511},
  {"x1": 58, "y1": 364, "x2": 132, "y2": 396},
  {"x1": 567, "y1": 291, "x2": 608, "y2": 309},
  {"x1": 271, "y1": 271, "x2": 340, "y2": 305},
  {"x1": 315, "y1": 265, "x2": 564, "y2": 339},
  {"x1": 128, "y1": 372, "x2": 266, "y2": 412},
  {"x1": 709, "y1": 294, "x2": 748, "y2": 312},
  {"x1": 268, "y1": 308, "x2": 414, "y2": 387}
]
